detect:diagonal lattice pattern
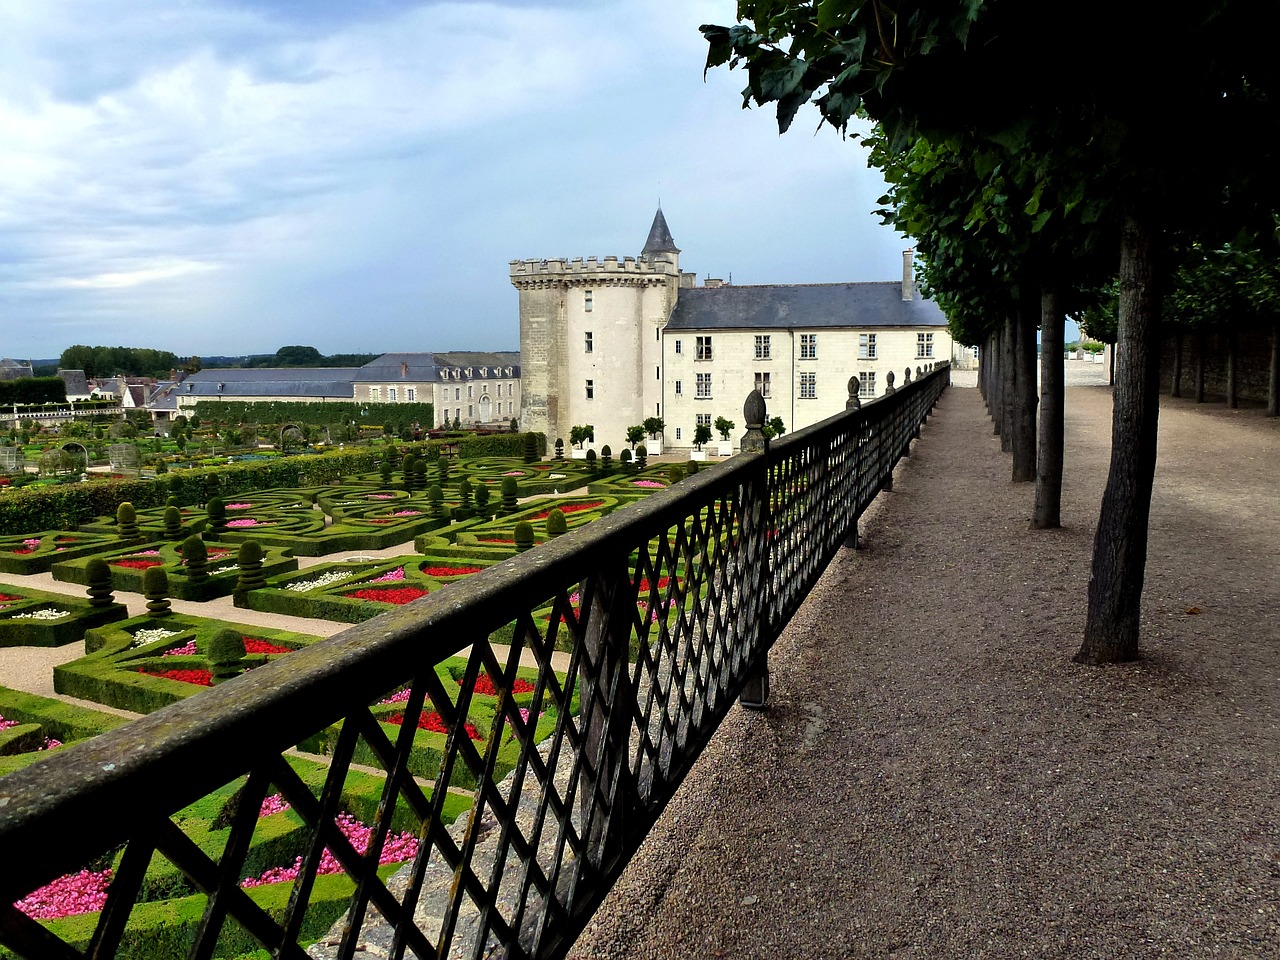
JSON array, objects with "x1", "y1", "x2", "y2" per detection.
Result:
[{"x1": 0, "y1": 366, "x2": 949, "y2": 960}]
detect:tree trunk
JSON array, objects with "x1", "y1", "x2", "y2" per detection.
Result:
[
  {"x1": 1001, "y1": 316, "x2": 1015, "y2": 448},
  {"x1": 1034, "y1": 288, "x2": 1064, "y2": 528},
  {"x1": 1195, "y1": 332, "x2": 1206, "y2": 402},
  {"x1": 1227, "y1": 330, "x2": 1238, "y2": 409},
  {"x1": 1170, "y1": 333, "x2": 1183, "y2": 398},
  {"x1": 1011, "y1": 304, "x2": 1037, "y2": 482},
  {"x1": 1078, "y1": 215, "x2": 1163, "y2": 665},
  {"x1": 1270, "y1": 319, "x2": 1279, "y2": 417}
]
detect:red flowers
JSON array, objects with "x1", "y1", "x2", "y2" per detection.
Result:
[
  {"x1": 112, "y1": 559, "x2": 163, "y2": 569},
  {"x1": 422, "y1": 564, "x2": 484, "y2": 577},
  {"x1": 385, "y1": 710, "x2": 481, "y2": 740},
  {"x1": 467, "y1": 672, "x2": 535, "y2": 696},
  {"x1": 529, "y1": 501, "x2": 604, "y2": 520},
  {"x1": 139, "y1": 668, "x2": 212, "y2": 686},
  {"x1": 244, "y1": 638, "x2": 293, "y2": 655},
  {"x1": 342, "y1": 587, "x2": 429, "y2": 604}
]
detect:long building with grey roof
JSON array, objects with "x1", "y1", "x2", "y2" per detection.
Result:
[{"x1": 513, "y1": 209, "x2": 957, "y2": 455}]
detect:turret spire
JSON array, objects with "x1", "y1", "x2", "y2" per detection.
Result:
[{"x1": 641, "y1": 207, "x2": 680, "y2": 257}]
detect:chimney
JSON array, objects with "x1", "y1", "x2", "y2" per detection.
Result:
[
  {"x1": 401, "y1": 361, "x2": 408, "y2": 378},
  {"x1": 703, "y1": 277, "x2": 724, "y2": 289},
  {"x1": 902, "y1": 249, "x2": 915, "y2": 301}
]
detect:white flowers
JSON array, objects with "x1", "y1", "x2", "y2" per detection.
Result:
[
  {"x1": 11, "y1": 609, "x2": 70, "y2": 621},
  {"x1": 131, "y1": 627, "x2": 181, "y2": 647},
  {"x1": 285, "y1": 570, "x2": 352, "y2": 592}
]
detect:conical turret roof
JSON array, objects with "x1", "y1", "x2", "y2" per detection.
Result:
[{"x1": 641, "y1": 207, "x2": 680, "y2": 256}]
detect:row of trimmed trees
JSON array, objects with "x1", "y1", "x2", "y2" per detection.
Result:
[{"x1": 704, "y1": 1, "x2": 1280, "y2": 664}]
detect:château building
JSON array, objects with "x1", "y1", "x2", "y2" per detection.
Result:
[{"x1": 513, "y1": 209, "x2": 955, "y2": 454}]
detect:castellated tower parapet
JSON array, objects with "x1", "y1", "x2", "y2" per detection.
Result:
[{"x1": 509, "y1": 253, "x2": 681, "y2": 286}]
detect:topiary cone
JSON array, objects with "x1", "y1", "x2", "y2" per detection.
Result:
[
  {"x1": 546, "y1": 508, "x2": 567, "y2": 538},
  {"x1": 183, "y1": 534, "x2": 208, "y2": 582},
  {"x1": 514, "y1": 520, "x2": 535, "y2": 552},
  {"x1": 163, "y1": 505, "x2": 182, "y2": 540},
  {"x1": 206, "y1": 496, "x2": 228, "y2": 536},
  {"x1": 85, "y1": 558, "x2": 115, "y2": 608},
  {"x1": 116, "y1": 501, "x2": 140, "y2": 542},
  {"x1": 427, "y1": 484, "x2": 444, "y2": 518},
  {"x1": 208, "y1": 628, "x2": 247, "y2": 685},
  {"x1": 501, "y1": 476, "x2": 518, "y2": 513},
  {"x1": 142, "y1": 566, "x2": 171, "y2": 618},
  {"x1": 234, "y1": 541, "x2": 265, "y2": 605}
]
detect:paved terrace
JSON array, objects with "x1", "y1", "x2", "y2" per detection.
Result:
[{"x1": 571, "y1": 377, "x2": 1280, "y2": 959}]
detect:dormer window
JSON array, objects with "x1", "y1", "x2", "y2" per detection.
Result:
[
  {"x1": 465, "y1": 367, "x2": 473, "y2": 378},
  {"x1": 479, "y1": 366, "x2": 487, "y2": 377}
]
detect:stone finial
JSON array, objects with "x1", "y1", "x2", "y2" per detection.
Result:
[
  {"x1": 884, "y1": 370, "x2": 896, "y2": 395},
  {"x1": 917, "y1": 366, "x2": 924, "y2": 378},
  {"x1": 846, "y1": 375, "x2": 862, "y2": 411},
  {"x1": 903, "y1": 367, "x2": 912, "y2": 384},
  {"x1": 741, "y1": 389, "x2": 768, "y2": 453}
]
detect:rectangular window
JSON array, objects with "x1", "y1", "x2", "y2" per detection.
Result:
[
  {"x1": 754, "y1": 334, "x2": 771, "y2": 360},
  {"x1": 656, "y1": 327, "x2": 660, "y2": 341},
  {"x1": 388, "y1": 387, "x2": 397, "y2": 402},
  {"x1": 467, "y1": 404, "x2": 473, "y2": 417},
  {"x1": 800, "y1": 334, "x2": 817, "y2": 360},
  {"x1": 696, "y1": 413, "x2": 712, "y2": 427},
  {"x1": 586, "y1": 379, "x2": 594, "y2": 399},
  {"x1": 675, "y1": 427, "x2": 682, "y2": 440},
  {"x1": 468, "y1": 385, "x2": 473, "y2": 399},
  {"x1": 800, "y1": 372, "x2": 816, "y2": 399},
  {"x1": 674, "y1": 379, "x2": 683, "y2": 395},
  {"x1": 858, "y1": 371, "x2": 876, "y2": 398},
  {"x1": 675, "y1": 340, "x2": 682, "y2": 354},
  {"x1": 695, "y1": 372, "x2": 712, "y2": 398},
  {"x1": 407, "y1": 388, "x2": 415, "y2": 402},
  {"x1": 859, "y1": 333, "x2": 877, "y2": 360},
  {"x1": 585, "y1": 331, "x2": 593, "y2": 353},
  {"x1": 754, "y1": 371, "x2": 772, "y2": 398},
  {"x1": 584, "y1": 289, "x2": 593, "y2": 312},
  {"x1": 917, "y1": 332, "x2": 934, "y2": 358},
  {"x1": 656, "y1": 366, "x2": 660, "y2": 380},
  {"x1": 696, "y1": 336, "x2": 713, "y2": 361},
  {"x1": 454, "y1": 388, "x2": 460, "y2": 401},
  {"x1": 370, "y1": 387, "x2": 381, "y2": 401}
]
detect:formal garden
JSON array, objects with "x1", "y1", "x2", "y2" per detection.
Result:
[{"x1": 0, "y1": 432, "x2": 710, "y2": 957}]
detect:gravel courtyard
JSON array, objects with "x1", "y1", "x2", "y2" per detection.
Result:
[{"x1": 571, "y1": 370, "x2": 1279, "y2": 959}]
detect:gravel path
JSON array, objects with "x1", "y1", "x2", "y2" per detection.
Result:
[{"x1": 571, "y1": 378, "x2": 1280, "y2": 959}]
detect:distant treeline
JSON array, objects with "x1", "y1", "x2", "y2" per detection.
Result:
[
  {"x1": 203, "y1": 346, "x2": 379, "y2": 369},
  {"x1": 59, "y1": 345, "x2": 182, "y2": 379}
]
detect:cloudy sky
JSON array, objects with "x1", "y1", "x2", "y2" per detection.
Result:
[{"x1": 1, "y1": 0, "x2": 918, "y2": 362}]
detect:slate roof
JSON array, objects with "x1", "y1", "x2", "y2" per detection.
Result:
[
  {"x1": 665, "y1": 282, "x2": 947, "y2": 331},
  {"x1": 0, "y1": 359, "x2": 33, "y2": 381},
  {"x1": 354, "y1": 352, "x2": 520, "y2": 382},
  {"x1": 57, "y1": 369, "x2": 91, "y2": 397},
  {"x1": 178, "y1": 368, "x2": 359, "y2": 399},
  {"x1": 641, "y1": 208, "x2": 679, "y2": 257}
]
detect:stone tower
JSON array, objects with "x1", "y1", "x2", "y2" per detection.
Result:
[{"x1": 512, "y1": 209, "x2": 682, "y2": 452}]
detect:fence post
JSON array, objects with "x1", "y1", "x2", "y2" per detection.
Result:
[
  {"x1": 738, "y1": 389, "x2": 770, "y2": 710},
  {"x1": 845, "y1": 377, "x2": 862, "y2": 549}
]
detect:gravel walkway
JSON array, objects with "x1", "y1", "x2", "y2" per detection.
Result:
[{"x1": 571, "y1": 378, "x2": 1280, "y2": 959}]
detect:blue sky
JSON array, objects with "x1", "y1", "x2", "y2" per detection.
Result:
[{"x1": 1, "y1": 1, "x2": 925, "y2": 361}]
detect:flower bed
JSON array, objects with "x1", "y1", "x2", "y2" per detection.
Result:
[
  {"x1": 0, "y1": 583, "x2": 128, "y2": 648},
  {"x1": 55, "y1": 614, "x2": 320, "y2": 713},
  {"x1": 0, "y1": 531, "x2": 123, "y2": 575},
  {"x1": 51, "y1": 540, "x2": 298, "y2": 602},
  {"x1": 0, "y1": 687, "x2": 127, "y2": 779}
]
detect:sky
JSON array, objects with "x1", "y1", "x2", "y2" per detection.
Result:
[{"x1": 1, "y1": 0, "x2": 929, "y2": 362}]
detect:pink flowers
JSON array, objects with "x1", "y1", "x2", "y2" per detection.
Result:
[
  {"x1": 258, "y1": 794, "x2": 291, "y2": 818},
  {"x1": 162, "y1": 640, "x2": 198, "y2": 657},
  {"x1": 226, "y1": 503, "x2": 253, "y2": 509},
  {"x1": 226, "y1": 518, "x2": 263, "y2": 527},
  {"x1": 390, "y1": 509, "x2": 422, "y2": 516},
  {"x1": 633, "y1": 480, "x2": 665, "y2": 488},
  {"x1": 14, "y1": 868, "x2": 112, "y2": 920},
  {"x1": 240, "y1": 813, "x2": 419, "y2": 887},
  {"x1": 369, "y1": 567, "x2": 407, "y2": 583}
]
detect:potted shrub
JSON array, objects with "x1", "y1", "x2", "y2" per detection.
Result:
[
  {"x1": 690, "y1": 423, "x2": 712, "y2": 461},
  {"x1": 714, "y1": 416, "x2": 735, "y2": 457}
]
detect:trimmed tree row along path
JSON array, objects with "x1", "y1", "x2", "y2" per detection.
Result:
[{"x1": 571, "y1": 381, "x2": 1279, "y2": 959}]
